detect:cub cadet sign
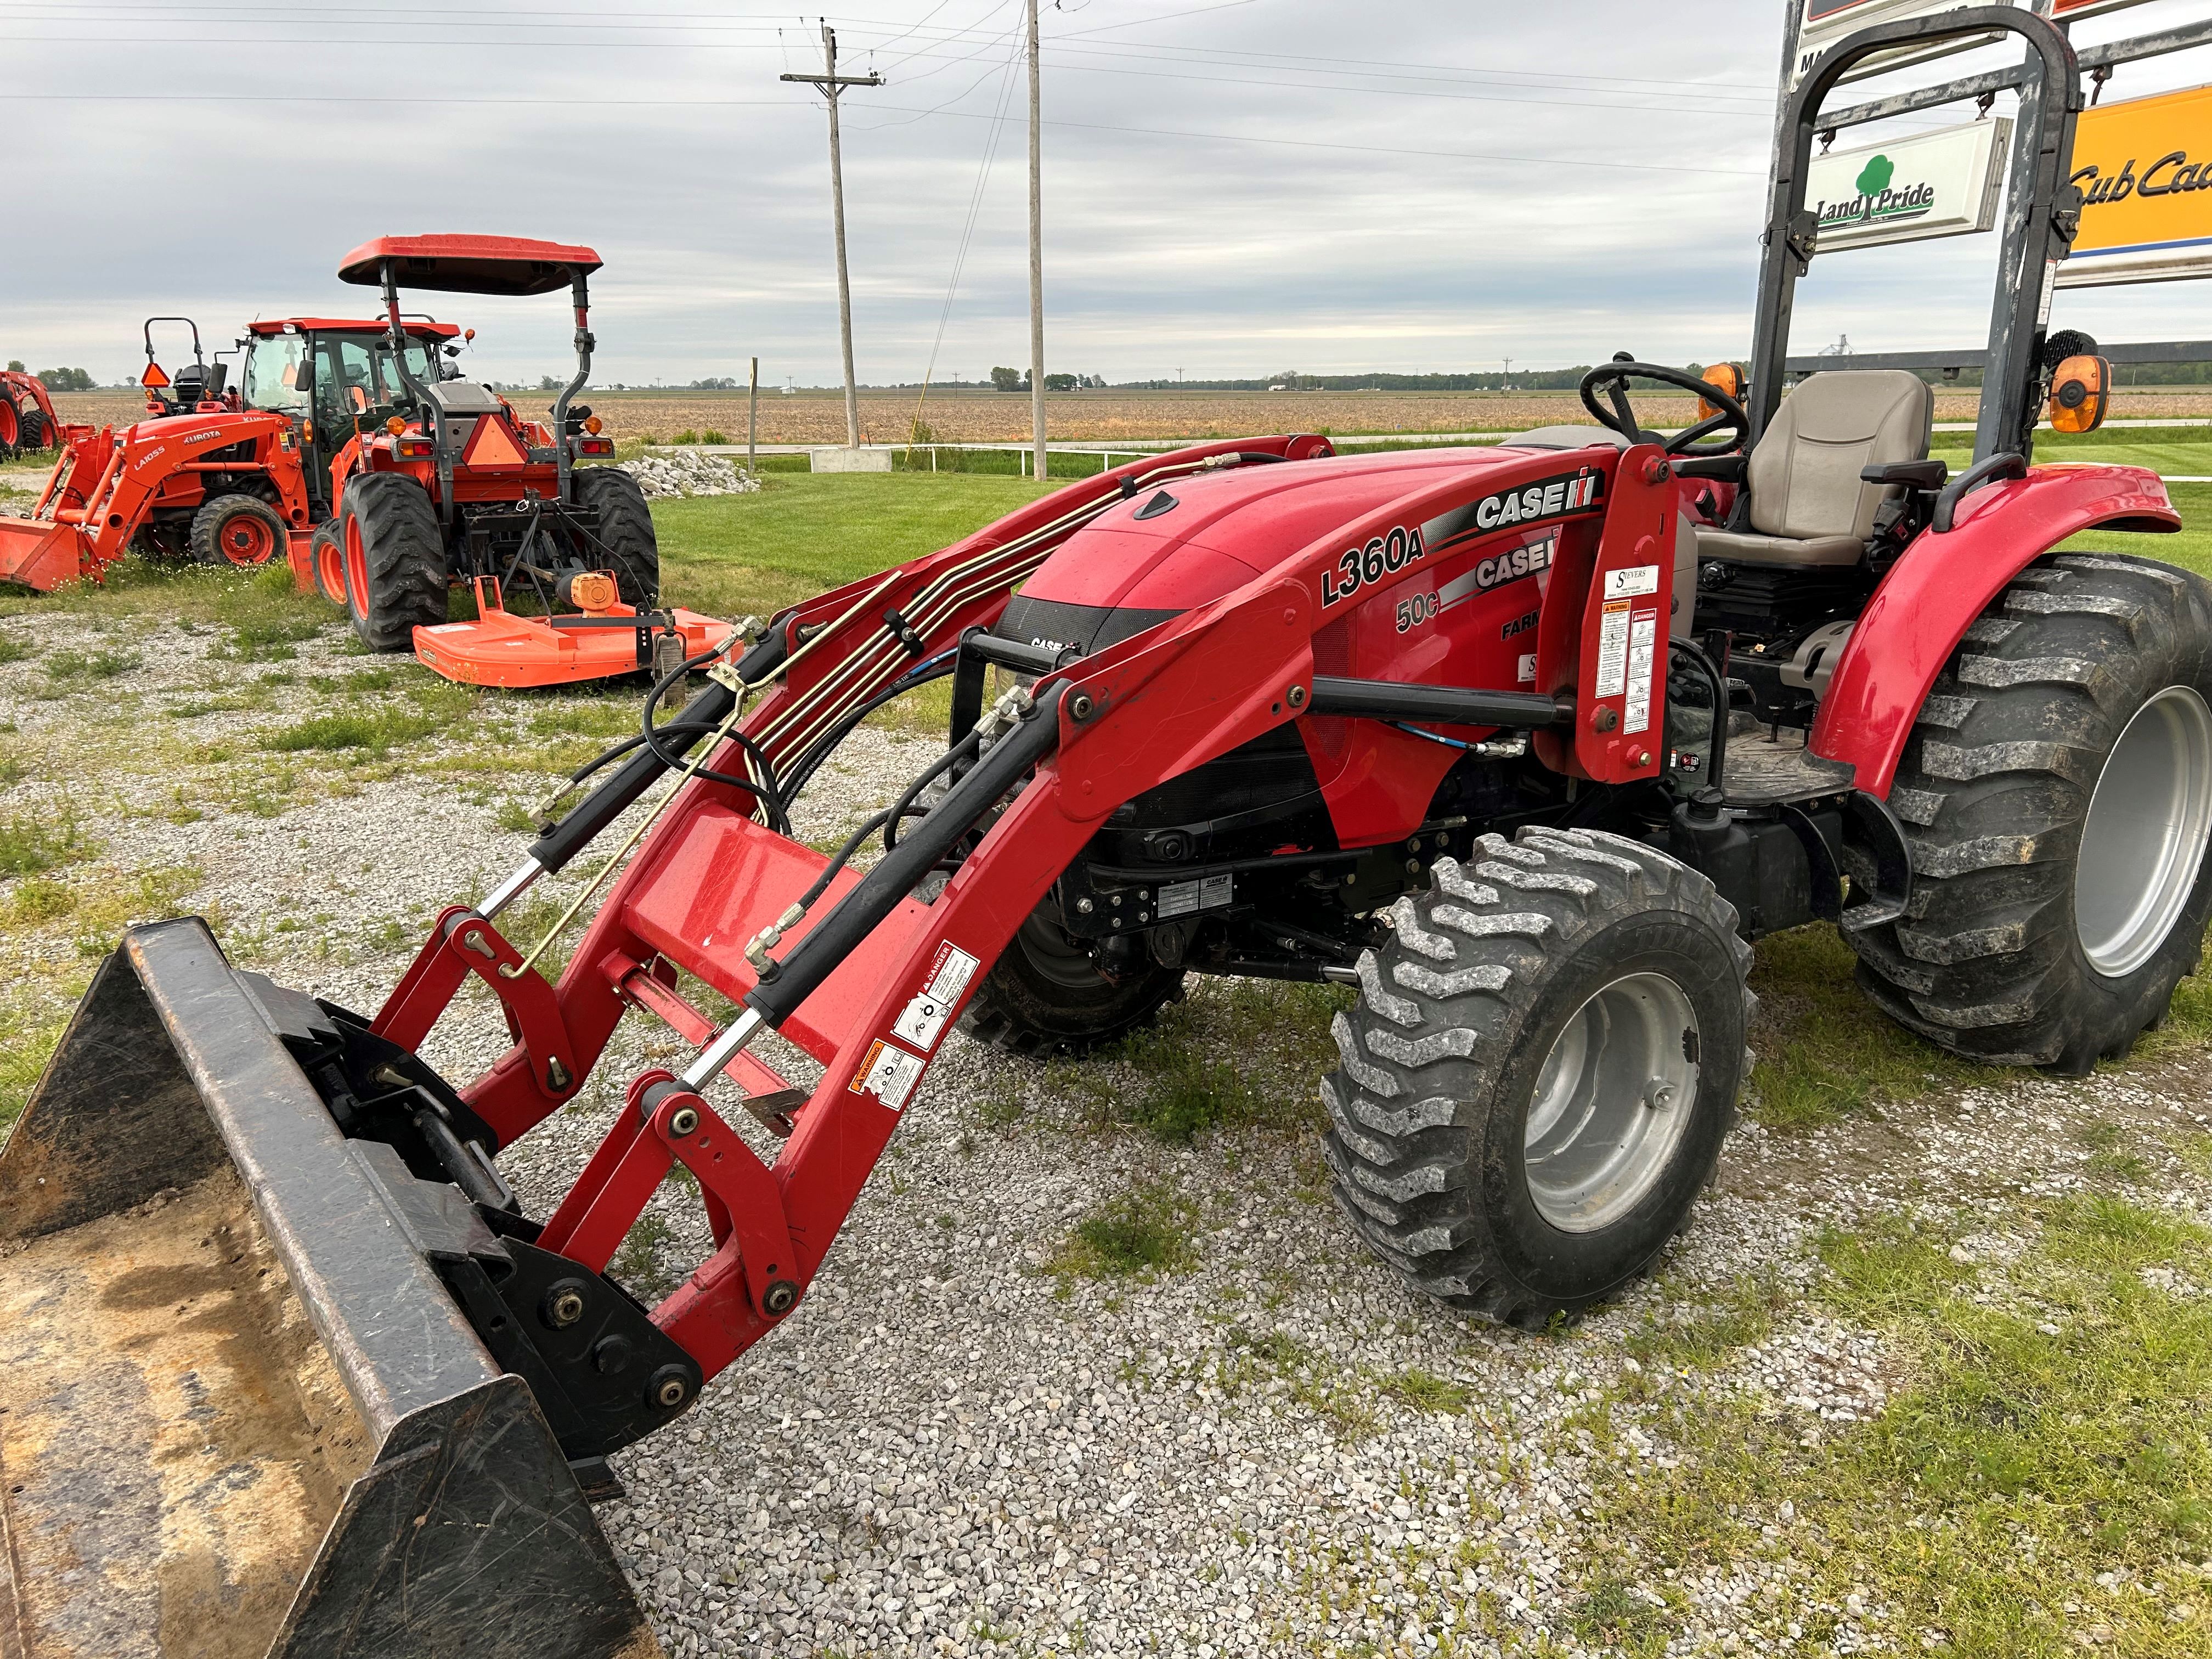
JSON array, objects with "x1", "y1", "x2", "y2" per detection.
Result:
[
  {"x1": 1807, "y1": 119, "x2": 2009, "y2": 252},
  {"x1": 1791, "y1": 0, "x2": 2152, "y2": 89},
  {"x1": 2059, "y1": 83, "x2": 2212, "y2": 288}
]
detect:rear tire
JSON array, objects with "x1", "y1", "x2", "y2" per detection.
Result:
[
  {"x1": 0, "y1": 390, "x2": 20, "y2": 457},
  {"x1": 1846, "y1": 551, "x2": 2212, "y2": 1073},
  {"x1": 571, "y1": 466, "x2": 659, "y2": 606},
  {"x1": 18, "y1": 407, "x2": 46, "y2": 452},
  {"x1": 960, "y1": 907, "x2": 1184, "y2": 1058},
  {"x1": 189, "y1": 493, "x2": 286, "y2": 568},
  {"x1": 308, "y1": 520, "x2": 347, "y2": 606},
  {"x1": 1322, "y1": 827, "x2": 1752, "y2": 1328},
  {"x1": 340, "y1": 473, "x2": 446, "y2": 652}
]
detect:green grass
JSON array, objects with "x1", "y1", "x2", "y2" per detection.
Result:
[
  {"x1": 1049, "y1": 1183, "x2": 1198, "y2": 1279},
  {"x1": 1592, "y1": 1199, "x2": 2212, "y2": 1657},
  {"x1": 263, "y1": 709, "x2": 441, "y2": 757},
  {"x1": 651, "y1": 472, "x2": 1058, "y2": 619},
  {"x1": 0, "y1": 814, "x2": 89, "y2": 876},
  {"x1": 1057, "y1": 979, "x2": 1350, "y2": 1144},
  {"x1": 1744, "y1": 926, "x2": 2000, "y2": 1132}
]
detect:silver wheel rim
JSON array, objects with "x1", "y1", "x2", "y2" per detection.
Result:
[
  {"x1": 2076, "y1": 684, "x2": 2212, "y2": 979},
  {"x1": 1523, "y1": 972, "x2": 1700, "y2": 1233}
]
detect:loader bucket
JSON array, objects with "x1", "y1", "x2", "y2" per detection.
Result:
[
  {"x1": 0, "y1": 920, "x2": 662, "y2": 1659},
  {"x1": 0, "y1": 516, "x2": 87, "y2": 592}
]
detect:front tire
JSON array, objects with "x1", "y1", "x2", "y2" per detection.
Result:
[
  {"x1": 189, "y1": 493, "x2": 286, "y2": 568},
  {"x1": 1323, "y1": 827, "x2": 1752, "y2": 1328},
  {"x1": 340, "y1": 473, "x2": 447, "y2": 652},
  {"x1": 1847, "y1": 551, "x2": 2212, "y2": 1072},
  {"x1": 18, "y1": 406, "x2": 46, "y2": 452},
  {"x1": 571, "y1": 466, "x2": 659, "y2": 606},
  {"x1": 308, "y1": 520, "x2": 347, "y2": 606}
]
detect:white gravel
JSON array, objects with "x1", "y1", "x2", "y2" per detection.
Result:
[
  {"x1": 625, "y1": 451, "x2": 763, "y2": 499},
  {"x1": 3, "y1": 606, "x2": 2210, "y2": 1657}
]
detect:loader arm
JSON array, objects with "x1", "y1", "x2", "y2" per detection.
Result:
[{"x1": 415, "y1": 440, "x2": 1672, "y2": 1392}]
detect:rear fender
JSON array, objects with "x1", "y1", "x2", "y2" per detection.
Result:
[{"x1": 1809, "y1": 463, "x2": 2178, "y2": 797}]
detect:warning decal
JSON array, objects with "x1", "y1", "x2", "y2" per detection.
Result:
[
  {"x1": 1595, "y1": 599, "x2": 1632, "y2": 698},
  {"x1": 891, "y1": 940, "x2": 981, "y2": 1053},
  {"x1": 851, "y1": 1038, "x2": 926, "y2": 1111},
  {"x1": 1623, "y1": 608, "x2": 1659, "y2": 735}
]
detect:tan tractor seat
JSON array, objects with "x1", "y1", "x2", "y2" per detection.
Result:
[{"x1": 1696, "y1": 369, "x2": 1933, "y2": 568}]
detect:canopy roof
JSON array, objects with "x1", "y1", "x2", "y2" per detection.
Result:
[
  {"x1": 246, "y1": 317, "x2": 461, "y2": 338},
  {"x1": 337, "y1": 236, "x2": 602, "y2": 297}
]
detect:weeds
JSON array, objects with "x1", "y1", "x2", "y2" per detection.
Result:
[
  {"x1": 211, "y1": 617, "x2": 321, "y2": 662},
  {"x1": 1050, "y1": 1184, "x2": 1197, "y2": 1279},
  {"x1": 264, "y1": 708, "x2": 439, "y2": 757},
  {"x1": 0, "y1": 637, "x2": 33, "y2": 665},
  {"x1": 0, "y1": 813, "x2": 88, "y2": 876},
  {"x1": 609, "y1": 1211, "x2": 679, "y2": 1301},
  {"x1": 42, "y1": 647, "x2": 140, "y2": 684}
]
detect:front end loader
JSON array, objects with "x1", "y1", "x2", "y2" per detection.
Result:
[
  {"x1": 0, "y1": 319, "x2": 318, "y2": 590},
  {"x1": 4, "y1": 10, "x2": 2204, "y2": 1656}
]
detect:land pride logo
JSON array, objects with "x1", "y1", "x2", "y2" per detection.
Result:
[{"x1": 1814, "y1": 152, "x2": 1938, "y2": 233}]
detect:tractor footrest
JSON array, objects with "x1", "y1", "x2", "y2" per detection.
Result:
[{"x1": 1722, "y1": 733, "x2": 1857, "y2": 806}]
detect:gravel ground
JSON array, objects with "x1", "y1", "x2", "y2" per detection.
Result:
[{"x1": 2, "y1": 607, "x2": 2209, "y2": 1657}]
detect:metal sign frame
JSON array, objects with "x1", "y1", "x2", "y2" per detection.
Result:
[{"x1": 1759, "y1": 0, "x2": 2212, "y2": 462}]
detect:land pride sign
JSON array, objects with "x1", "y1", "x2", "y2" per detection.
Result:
[
  {"x1": 1808, "y1": 119, "x2": 2010, "y2": 250},
  {"x1": 2060, "y1": 83, "x2": 2212, "y2": 287}
]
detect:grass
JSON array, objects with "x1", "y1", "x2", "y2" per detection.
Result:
[
  {"x1": 650, "y1": 472, "x2": 1059, "y2": 620},
  {"x1": 1058, "y1": 979, "x2": 1350, "y2": 1144},
  {"x1": 1589, "y1": 1198, "x2": 2212, "y2": 1657},
  {"x1": 0, "y1": 813, "x2": 89, "y2": 876},
  {"x1": 1048, "y1": 1183, "x2": 1198, "y2": 1279},
  {"x1": 41, "y1": 646, "x2": 139, "y2": 683},
  {"x1": 1743, "y1": 926, "x2": 2000, "y2": 1132}
]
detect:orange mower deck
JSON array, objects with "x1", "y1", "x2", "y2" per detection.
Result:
[{"x1": 413, "y1": 599, "x2": 737, "y2": 688}]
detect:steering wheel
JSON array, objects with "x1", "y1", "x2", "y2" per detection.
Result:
[{"x1": 1578, "y1": 357, "x2": 1749, "y2": 459}]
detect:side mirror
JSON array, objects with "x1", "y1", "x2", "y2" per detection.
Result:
[{"x1": 2049, "y1": 355, "x2": 2111, "y2": 434}]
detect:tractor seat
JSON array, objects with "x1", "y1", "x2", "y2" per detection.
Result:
[{"x1": 1695, "y1": 369, "x2": 1933, "y2": 568}]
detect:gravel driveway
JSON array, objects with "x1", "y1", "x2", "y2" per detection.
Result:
[{"x1": 2, "y1": 609, "x2": 2207, "y2": 1658}]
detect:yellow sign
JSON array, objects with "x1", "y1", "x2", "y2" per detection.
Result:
[{"x1": 2062, "y1": 83, "x2": 2212, "y2": 288}]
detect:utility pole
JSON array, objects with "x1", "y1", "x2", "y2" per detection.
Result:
[
  {"x1": 782, "y1": 26, "x2": 881, "y2": 448},
  {"x1": 1502, "y1": 358, "x2": 1512, "y2": 389},
  {"x1": 747, "y1": 355, "x2": 759, "y2": 477},
  {"x1": 1026, "y1": 0, "x2": 1046, "y2": 480}
]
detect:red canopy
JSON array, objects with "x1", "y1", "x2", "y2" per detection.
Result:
[{"x1": 337, "y1": 236, "x2": 602, "y2": 297}]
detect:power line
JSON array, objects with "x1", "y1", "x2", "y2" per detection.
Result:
[{"x1": 0, "y1": 87, "x2": 1770, "y2": 174}]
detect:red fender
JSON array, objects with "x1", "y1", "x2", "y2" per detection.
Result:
[{"x1": 1809, "y1": 462, "x2": 2179, "y2": 796}]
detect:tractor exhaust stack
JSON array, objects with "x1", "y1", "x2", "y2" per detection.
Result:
[{"x1": 0, "y1": 921, "x2": 659, "y2": 1659}]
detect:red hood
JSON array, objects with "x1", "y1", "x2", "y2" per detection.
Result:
[{"x1": 1026, "y1": 443, "x2": 1589, "y2": 613}]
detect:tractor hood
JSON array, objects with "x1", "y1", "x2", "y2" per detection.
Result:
[{"x1": 1002, "y1": 441, "x2": 1601, "y2": 653}]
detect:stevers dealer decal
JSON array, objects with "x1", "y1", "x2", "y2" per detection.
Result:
[{"x1": 1320, "y1": 465, "x2": 1603, "y2": 608}]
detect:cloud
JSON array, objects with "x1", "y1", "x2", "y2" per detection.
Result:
[{"x1": 6, "y1": 0, "x2": 2207, "y2": 385}]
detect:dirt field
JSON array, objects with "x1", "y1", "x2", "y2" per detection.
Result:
[{"x1": 48, "y1": 386, "x2": 2212, "y2": 449}]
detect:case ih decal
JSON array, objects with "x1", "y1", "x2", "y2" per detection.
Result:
[{"x1": 1424, "y1": 465, "x2": 1605, "y2": 554}]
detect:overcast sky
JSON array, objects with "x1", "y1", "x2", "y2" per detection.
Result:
[{"x1": 9, "y1": 0, "x2": 2212, "y2": 387}]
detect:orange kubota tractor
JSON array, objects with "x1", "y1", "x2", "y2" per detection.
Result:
[
  {"x1": 0, "y1": 11, "x2": 2196, "y2": 1657},
  {"x1": 300, "y1": 235, "x2": 727, "y2": 687},
  {"x1": 0, "y1": 315, "x2": 460, "y2": 588},
  {"x1": 0, "y1": 366, "x2": 61, "y2": 459}
]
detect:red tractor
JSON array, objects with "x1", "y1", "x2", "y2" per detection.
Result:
[
  {"x1": 0, "y1": 367, "x2": 61, "y2": 459},
  {"x1": 1, "y1": 11, "x2": 2199, "y2": 1653},
  {"x1": 302, "y1": 235, "x2": 656, "y2": 661},
  {"x1": 0, "y1": 314, "x2": 459, "y2": 589}
]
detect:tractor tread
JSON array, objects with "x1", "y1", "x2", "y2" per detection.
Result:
[
  {"x1": 1319, "y1": 827, "x2": 1751, "y2": 1330},
  {"x1": 342, "y1": 472, "x2": 447, "y2": 652},
  {"x1": 1848, "y1": 549, "x2": 2212, "y2": 1074},
  {"x1": 570, "y1": 466, "x2": 661, "y2": 606}
]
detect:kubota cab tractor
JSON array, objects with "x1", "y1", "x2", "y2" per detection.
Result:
[
  {"x1": 0, "y1": 365, "x2": 61, "y2": 458},
  {"x1": 0, "y1": 315, "x2": 453, "y2": 589},
  {"x1": 298, "y1": 235, "x2": 702, "y2": 684},
  {"x1": 1, "y1": 10, "x2": 2200, "y2": 1655}
]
